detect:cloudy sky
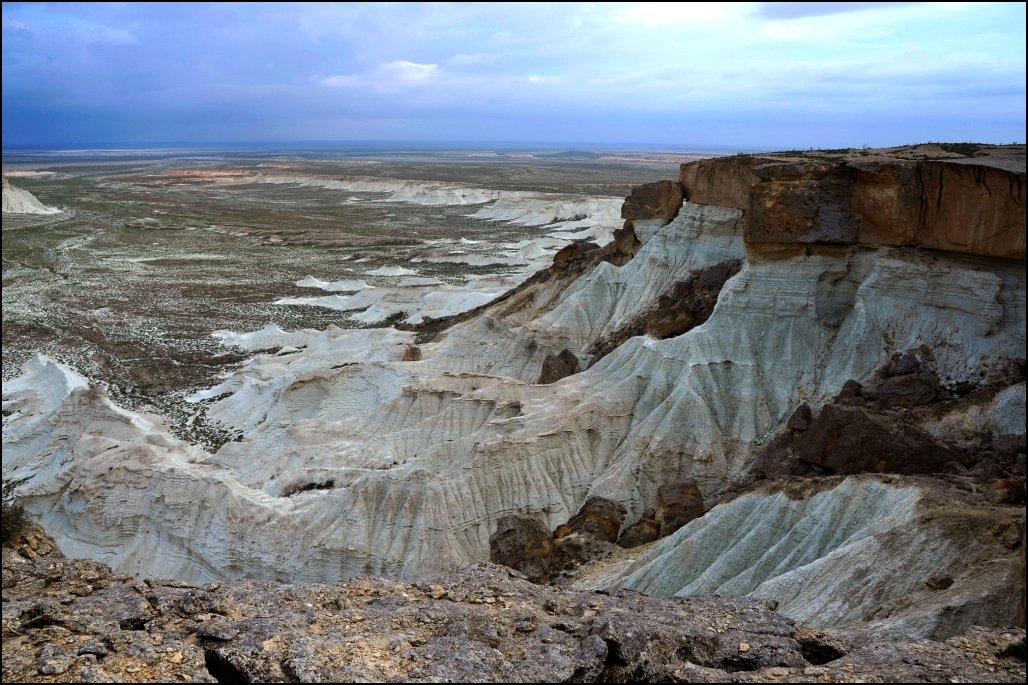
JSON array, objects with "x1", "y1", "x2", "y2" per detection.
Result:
[{"x1": 2, "y1": 2, "x2": 1025, "y2": 149}]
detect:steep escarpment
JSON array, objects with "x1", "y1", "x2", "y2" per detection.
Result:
[{"x1": 3, "y1": 145, "x2": 1025, "y2": 653}]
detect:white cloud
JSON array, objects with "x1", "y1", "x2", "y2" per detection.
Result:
[
  {"x1": 319, "y1": 74, "x2": 360, "y2": 87},
  {"x1": 319, "y1": 60, "x2": 439, "y2": 92},
  {"x1": 379, "y1": 60, "x2": 438, "y2": 82},
  {"x1": 525, "y1": 75, "x2": 562, "y2": 85}
]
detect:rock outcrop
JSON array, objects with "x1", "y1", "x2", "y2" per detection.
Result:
[
  {"x1": 616, "y1": 516, "x2": 660, "y2": 548},
  {"x1": 3, "y1": 526, "x2": 1024, "y2": 683},
  {"x1": 655, "y1": 481, "x2": 705, "y2": 536},
  {"x1": 620, "y1": 179, "x2": 684, "y2": 224},
  {"x1": 488, "y1": 515, "x2": 554, "y2": 584},
  {"x1": 680, "y1": 145, "x2": 1026, "y2": 259},
  {"x1": 565, "y1": 496, "x2": 626, "y2": 543},
  {"x1": 538, "y1": 348, "x2": 580, "y2": 384}
]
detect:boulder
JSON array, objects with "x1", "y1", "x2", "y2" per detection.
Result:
[
  {"x1": 761, "y1": 403, "x2": 961, "y2": 477},
  {"x1": 550, "y1": 240, "x2": 599, "y2": 272},
  {"x1": 884, "y1": 350, "x2": 923, "y2": 377},
  {"x1": 868, "y1": 372, "x2": 940, "y2": 408},
  {"x1": 538, "y1": 349, "x2": 580, "y2": 384},
  {"x1": 617, "y1": 518, "x2": 660, "y2": 549},
  {"x1": 489, "y1": 514, "x2": 554, "y2": 584},
  {"x1": 611, "y1": 224, "x2": 641, "y2": 262},
  {"x1": 644, "y1": 303, "x2": 694, "y2": 339},
  {"x1": 786, "y1": 403, "x2": 812, "y2": 431},
  {"x1": 655, "y1": 482, "x2": 705, "y2": 536},
  {"x1": 621, "y1": 180, "x2": 684, "y2": 224},
  {"x1": 566, "y1": 496, "x2": 627, "y2": 543}
]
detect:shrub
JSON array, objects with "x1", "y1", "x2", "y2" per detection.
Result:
[{"x1": 2, "y1": 481, "x2": 29, "y2": 546}]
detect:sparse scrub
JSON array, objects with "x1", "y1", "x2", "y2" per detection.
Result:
[
  {"x1": 2, "y1": 480, "x2": 29, "y2": 546},
  {"x1": 280, "y1": 479, "x2": 336, "y2": 497},
  {"x1": 938, "y1": 142, "x2": 983, "y2": 156},
  {"x1": 554, "y1": 213, "x2": 588, "y2": 222}
]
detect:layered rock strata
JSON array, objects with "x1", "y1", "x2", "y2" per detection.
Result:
[{"x1": 2, "y1": 145, "x2": 1025, "y2": 649}]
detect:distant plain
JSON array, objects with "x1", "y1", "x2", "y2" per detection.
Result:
[{"x1": 2, "y1": 147, "x2": 691, "y2": 443}]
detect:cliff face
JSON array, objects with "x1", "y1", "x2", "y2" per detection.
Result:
[
  {"x1": 3, "y1": 145, "x2": 1025, "y2": 654},
  {"x1": 680, "y1": 147, "x2": 1025, "y2": 259}
]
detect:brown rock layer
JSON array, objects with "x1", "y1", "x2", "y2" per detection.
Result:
[
  {"x1": 620, "y1": 180, "x2": 684, "y2": 224},
  {"x1": 679, "y1": 149, "x2": 1026, "y2": 259},
  {"x1": 566, "y1": 496, "x2": 627, "y2": 543},
  {"x1": 488, "y1": 515, "x2": 554, "y2": 584},
  {"x1": 655, "y1": 482, "x2": 705, "y2": 536}
]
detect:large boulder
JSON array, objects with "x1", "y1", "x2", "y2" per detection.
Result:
[
  {"x1": 621, "y1": 180, "x2": 684, "y2": 224},
  {"x1": 617, "y1": 517, "x2": 660, "y2": 549},
  {"x1": 489, "y1": 515, "x2": 554, "y2": 584},
  {"x1": 868, "y1": 372, "x2": 940, "y2": 408},
  {"x1": 566, "y1": 496, "x2": 627, "y2": 543},
  {"x1": 760, "y1": 403, "x2": 961, "y2": 477},
  {"x1": 538, "y1": 349, "x2": 580, "y2": 384},
  {"x1": 655, "y1": 482, "x2": 705, "y2": 536},
  {"x1": 550, "y1": 239, "x2": 600, "y2": 273}
]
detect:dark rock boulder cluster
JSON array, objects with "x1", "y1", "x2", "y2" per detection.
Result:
[
  {"x1": 490, "y1": 485, "x2": 709, "y2": 582},
  {"x1": 758, "y1": 351, "x2": 1026, "y2": 491}
]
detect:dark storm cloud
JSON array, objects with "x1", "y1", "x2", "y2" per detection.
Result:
[{"x1": 2, "y1": 2, "x2": 1024, "y2": 149}]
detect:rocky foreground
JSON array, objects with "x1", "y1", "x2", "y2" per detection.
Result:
[{"x1": 2, "y1": 526, "x2": 1024, "y2": 683}]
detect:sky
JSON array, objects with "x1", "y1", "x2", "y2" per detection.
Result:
[{"x1": 2, "y1": 2, "x2": 1025, "y2": 149}]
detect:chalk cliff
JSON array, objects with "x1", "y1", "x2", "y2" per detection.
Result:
[{"x1": 2, "y1": 145, "x2": 1024, "y2": 653}]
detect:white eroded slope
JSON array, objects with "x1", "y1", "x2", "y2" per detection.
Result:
[
  {"x1": 577, "y1": 477, "x2": 1021, "y2": 641},
  {"x1": 3, "y1": 202, "x2": 1024, "y2": 591},
  {"x1": 2, "y1": 178, "x2": 61, "y2": 215}
]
